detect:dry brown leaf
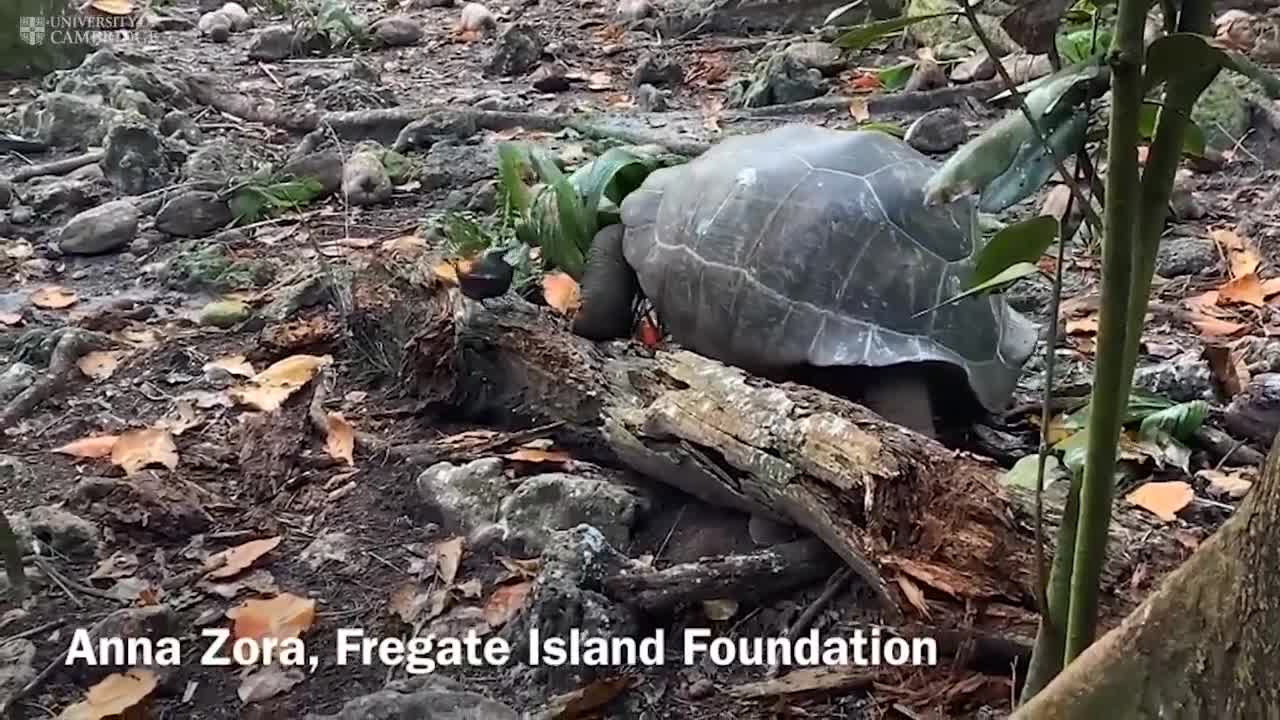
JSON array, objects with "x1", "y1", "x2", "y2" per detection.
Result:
[
  {"x1": 111, "y1": 428, "x2": 179, "y2": 476},
  {"x1": 0, "y1": 312, "x2": 22, "y2": 326},
  {"x1": 1218, "y1": 273, "x2": 1268, "y2": 306},
  {"x1": 1198, "y1": 468, "x2": 1254, "y2": 499},
  {"x1": 1184, "y1": 289, "x2": 1221, "y2": 311},
  {"x1": 31, "y1": 285, "x2": 79, "y2": 309},
  {"x1": 382, "y1": 234, "x2": 427, "y2": 257},
  {"x1": 207, "y1": 536, "x2": 284, "y2": 580},
  {"x1": 542, "y1": 272, "x2": 581, "y2": 315},
  {"x1": 503, "y1": 447, "x2": 572, "y2": 464},
  {"x1": 1190, "y1": 314, "x2": 1248, "y2": 337},
  {"x1": 1212, "y1": 227, "x2": 1260, "y2": 279},
  {"x1": 432, "y1": 260, "x2": 460, "y2": 285},
  {"x1": 120, "y1": 327, "x2": 160, "y2": 348},
  {"x1": 1065, "y1": 316, "x2": 1099, "y2": 335},
  {"x1": 895, "y1": 575, "x2": 930, "y2": 618},
  {"x1": 54, "y1": 435, "x2": 120, "y2": 459},
  {"x1": 325, "y1": 413, "x2": 356, "y2": 466},
  {"x1": 1263, "y1": 276, "x2": 1280, "y2": 300},
  {"x1": 206, "y1": 355, "x2": 256, "y2": 378},
  {"x1": 1204, "y1": 344, "x2": 1250, "y2": 396},
  {"x1": 228, "y1": 593, "x2": 316, "y2": 643},
  {"x1": 231, "y1": 354, "x2": 332, "y2": 412},
  {"x1": 497, "y1": 556, "x2": 541, "y2": 581},
  {"x1": 59, "y1": 669, "x2": 157, "y2": 720},
  {"x1": 539, "y1": 676, "x2": 634, "y2": 717},
  {"x1": 432, "y1": 536, "x2": 464, "y2": 585},
  {"x1": 848, "y1": 97, "x2": 870, "y2": 122},
  {"x1": 1126, "y1": 481, "x2": 1194, "y2": 522},
  {"x1": 483, "y1": 580, "x2": 533, "y2": 628},
  {"x1": 1040, "y1": 184, "x2": 1072, "y2": 221},
  {"x1": 726, "y1": 666, "x2": 874, "y2": 698},
  {"x1": 237, "y1": 665, "x2": 306, "y2": 704},
  {"x1": 77, "y1": 351, "x2": 122, "y2": 381}
]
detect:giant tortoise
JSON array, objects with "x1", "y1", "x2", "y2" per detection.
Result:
[{"x1": 571, "y1": 125, "x2": 1039, "y2": 437}]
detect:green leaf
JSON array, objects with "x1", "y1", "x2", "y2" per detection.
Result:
[
  {"x1": 832, "y1": 13, "x2": 959, "y2": 51},
  {"x1": 1138, "y1": 400, "x2": 1209, "y2": 443},
  {"x1": 569, "y1": 147, "x2": 655, "y2": 211},
  {"x1": 496, "y1": 143, "x2": 533, "y2": 214},
  {"x1": 978, "y1": 109, "x2": 1088, "y2": 213},
  {"x1": 911, "y1": 262, "x2": 1040, "y2": 318},
  {"x1": 1145, "y1": 32, "x2": 1280, "y2": 99},
  {"x1": 1137, "y1": 103, "x2": 1207, "y2": 159},
  {"x1": 875, "y1": 61, "x2": 916, "y2": 91},
  {"x1": 1002, "y1": 453, "x2": 1069, "y2": 490},
  {"x1": 970, "y1": 215, "x2": 1058, "y2": 290},
  {"x1": 1056, "y1": 27, "x2": 1111, "y2": 65}
]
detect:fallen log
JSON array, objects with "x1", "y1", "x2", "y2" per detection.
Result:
[{"x1": 412, "y1": 289, "x2": 1177, "y2": 624}]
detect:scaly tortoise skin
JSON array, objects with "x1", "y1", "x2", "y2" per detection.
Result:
[{"x1": 573, "y1": 124, "x2": 1038, "y2": 415}]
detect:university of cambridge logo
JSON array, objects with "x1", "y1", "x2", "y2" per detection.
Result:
[{"x1": 19, "y1": 15, "x2": 46, "y2": 45}]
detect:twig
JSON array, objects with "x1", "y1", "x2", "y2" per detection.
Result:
[
  {"x1": 1, "y1": 618, "x2": 65, "y2": 645},
  {"x1": 33, "y1": 558, "x2": 126, "y2": 603},
  {"x1": 764, "y1": 567, "x2": 854, "y2": 678},
  {"x1": 36, "y1": 559, "x2": 83, "y2": 608},
  {"x1": 731, "y1": 79, "x2": 1008, "y2": 119},
  {"x1": 0, "y1": 330, "x2": 113, "y2": 431},
  {"x1": 960, "y1": 1, "x2": 1104, "y2": 237},
  {"x1": 7, "y1": 150, "x2": 105, "y2": 183},
  {"x1": 258, "y1": 61, "x2": 284, "y2": 89}
]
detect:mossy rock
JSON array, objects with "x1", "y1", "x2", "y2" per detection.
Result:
[
  {"x1": 905, "y1": 0, "x2": 1019, "y2": 54},
  {"x1": 1191, "y1": 72, "x2": 1249, "y2": 151},
  {"x1": 199, "y1": 300, "x2": 252, "y2": 328}
]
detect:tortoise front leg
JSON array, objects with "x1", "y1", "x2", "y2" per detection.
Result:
[
  {"x1": 571, "y1": 224, "x2": 640, "y2": 341},
  {"x1": 861, "y1": 364, "x2": 938, "y2": 438}
]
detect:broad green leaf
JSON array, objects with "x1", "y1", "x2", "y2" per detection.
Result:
[
  {"x1": 1139, "y1": 400, "x2": 1209, "y2": 443},
  {"x1": 1059, "y1": 391, "x2": 1178, "y2": 432},
  {"x1": 1145, "y1": 32, "x2": 1280, "y2": 99},
  {"x1": 529, "y1": 149, "x2": 593, "y2": 277},
  {"x1": 1056, "y1": 27, "x2": 1111, "y2": 65},
  {"x1": 875, "y1": 61, "x2": 916, "y2": 91},
  {"x1": 832, "y1": 13, "x2": 959, "y2": 51},
  {"x1": 978, "y1": 109, "x2": 1088, "y2": 213},
  {"x1": 970, "y1": 215, "x2": 1058, "y2": 289},
  {"x1": 1137, "y1": 103, "x2": 1207, "y2": 159},
  {"x1": 569, "y1": 147, "x2": 656, "y2": 212},
  {"x1": 1002, "y1": 453, "x2": 1069, "y2": 490},
  {"x1": 912, "y1": 262, "x2": 1040, "y2": 317}
]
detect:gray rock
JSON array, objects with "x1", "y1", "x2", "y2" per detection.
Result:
[
  {"x1": 0, "y1": 178, "x2": 11, "y2": 208},
  {"x1": 736, "y1": 51, "x2": 828, "y2": 108},
  {"x1": 372, "y1": 14, "x2": 423, "y2": 45},
  {"x1": 69, "y1": 164, "x2": 106, "y2": 183},
  {"x1": 499, "y1": 473, "x2": 646, "y2": 552},
  {"x1": 616, "y1": 0, "x2": 653, "y2": 22},
  {"x1": 1169, "y1": 170, "x2": 1206, "y2": 221},
  {"x1": 1132, "y1": 351, "x2": 1215, "y2": 403},
  {"x1": 220, "y1": 2, "x2": 253, "y2": 31},
  {"x1": 633, "y1": 51, "x2": 683, "y2": 87},
  {"x1": 1236, "y1": 336, "x2": 1280, "y2": 375},
  {"x1": 21, "y1": 178, "x2": 102, "y2": 215},
  {"x1": 155, "y1": 191, "x2": 233, "y2": 237},
  {"x1": 160, "y1": 110, "x2": 200, "y2": 143},
  {"x1": 531, "y1": 63, "x2": 571, "y2": 92},
  {"x1": 443, "y1": 188, "x2": 471, "y2": 209},
  {"x1": 1225, "y1": 373, "x2": 1280, "y2": 446},
  {"x1": 0, "y1": 363, "x2": 37, "y2": 403},
  {"x1": 248, "y1": 25, "x2": 295, "y2": 60},
  {"x1": 416, "y1": 458, "x2": 510, "y2": 535},
  {"x1": 341, "y1": 149, "x2": 393, "y2": 206},
  {"x1": 484, "y1": 24, "x2": 544, "y2": 77},
  {"x1": 198, "y1": 0, "x2": 222, "y2": 10},
  {"x1": 1154, "y1": 235, "x2": 1219, "y2": 277},
  {"x1": 392, "y1": 110, "x2": 479, "y2": 153},
  {"x1": 782, "y1": 41, "x2": 845, "y2": 75},
  {"x1": 904, "y1": 57, "x2": 948, "y2": 92},
  {"x1": 951, "y1": 52, "x2": 995, "y2": 82},
  {"x1": 9, "y1": 206, "x2": 32, "y2": 224},
  {"x1": 198, "y1": 11, "x2": 233, "y2": 42},
  {"x1": 0, "y1": 641, "x2": 36, "y2": 709},
  {"x1": 467, "y1": 180, "x2": 499, "y2": 213},
  {"x1": 20, "y1": 93, "x2": 123, "y2": 148},
  {"x1": 10, "y1": 506, "x2": 100, "y2": 559},
  {"x1": 304, "y1": 677, "x2": 517, "y2": 720},
  {"x1": 59, "y1": 200, "x2": 140, "y2": 255},
  {"x1": 460, "y1": 2, "x2": 498, "y2": 33},
  {"x1": 905, "y1": 108, "x2": 969, "y2": 153},
  {"x1": 183, "y1": 138, "x2": 261, "y2": 185},
  {"x1": 281, "y1": 150, "x2": 344, "y2": 196},
  {"x1": 102, "y1": 121, "x2": 175, "y2": 195},
  {"x1": 635, "y1": 83, "x2": 668, "y2": 112}
]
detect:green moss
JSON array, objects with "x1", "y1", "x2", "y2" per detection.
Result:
[
  {"x1": 1191, "y1": 72, "x2": 1249, "y2": 151},
  {"x1": 164, "y1": 243, "x2": 275, "y2": 292}
]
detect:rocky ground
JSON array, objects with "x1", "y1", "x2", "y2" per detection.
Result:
[{"x1": 3, "y1": 0, "x2": 1280, "y2": 717}]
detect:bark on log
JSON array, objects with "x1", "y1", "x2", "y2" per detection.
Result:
[
  {"x1": 432, "y1": 292, "x2": 1176, "y2": 622},
  {"x1": 1011, "y1": 428, "x2": 1280, "y2": 719},
  {"x1": 602, "y1": 538, "x2": 839, "y2": 614}
]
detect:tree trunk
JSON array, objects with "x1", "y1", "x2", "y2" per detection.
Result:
[{"x1": 1012, "y1": 429, "x2": 1280, "y2": 719}]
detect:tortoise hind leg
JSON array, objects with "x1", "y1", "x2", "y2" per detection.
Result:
[
  {"x1": 861, "y1": 364, "x2": 938, "y2": 439},
  {"x1": 571, "y1": 224, "x2": 639, "y2": 340}
]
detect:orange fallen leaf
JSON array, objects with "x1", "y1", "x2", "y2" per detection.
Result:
[
  {"x1": 325, "y1": 412, "x2": 355, "y2": 466},
  {"x1": 110, "y1": 428, "x2": 178, "y2": 475},
  {"x1": 636, "y1": 317, "x2": 662, "y2": 348},
  {"x1": 542, "y1": 272, "x2": 581, "y2": 315},
  {"x1": 1211, "y1": 227, "x2": 1260, "y2": 279},
  {"x1": 433, "y1": 260, "x2": 460, "y2": 285},
  {"x1": 503, "y1": 447, "x2": 571, "y2": 464},
  {"x1": 849, "y1": 97, "x2": 870, "y2": 122},
  {"x1": 1218, "y1": 273, "x2": 1268, "y2": 306},
  {"x1": 206, "y1": 354, "x2": 256, "y2": 378},
  {"x1": 231, "y1": 354, "x2": 332, "y2": 412},
  {"x1": 207, "y1": 536, "x2": 284, "y2": 580},
  {"x1": 31, "y1": 285, "x2": 79, "y2": 309},
  {"x1": 1190, "y1": 314, "x2": 1248, "y2": 337},
  {"x1": 895, "y1": 574, "x2": 930, "y2": 619},
  {"x1": 228, "y1": 593, "x2": 316, "y2": 644},
  {"x1": 1126, "y1": 481, "x2": 1194, "y2": 522},
  {"x1": 59, "y1": 669, "x2": 157, "y2": 720},
  {"x1": 1198, "y1": 468, "x2": 1254, "y2": 499},
  {"x1": 483, "y1": 580, "x2": 533, "y2": 628},
  {"x1": 77, "y1": 351, "x2": 122, "y2": 381},
  {"x1": 54, "y1": 435, "x2": 120, "y2": 459},
  {"x1": 1263, "y1": 276, "x2": 1280, "y2": 300},
  {"x1": 849, "y1": 72, "x2": 882, "y2": 91}
]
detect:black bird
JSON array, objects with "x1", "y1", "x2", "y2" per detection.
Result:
[{"x1": 455, "y1": 249, "x2": 515, "y2": 302}]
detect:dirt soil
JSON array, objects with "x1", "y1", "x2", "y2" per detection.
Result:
[{"x1": 2, "y1": 0, "x2": 1280, "y2": 718}]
